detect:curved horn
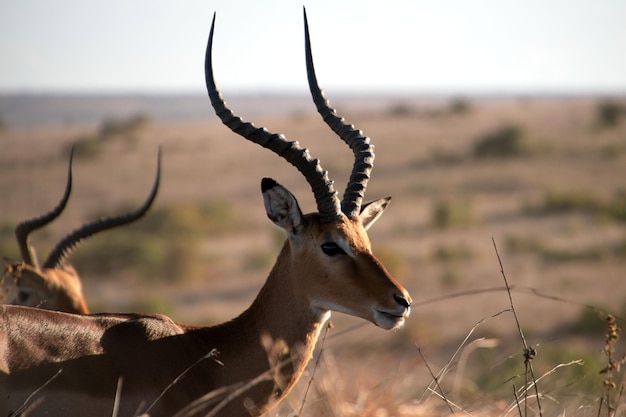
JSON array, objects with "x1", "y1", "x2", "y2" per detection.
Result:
[
  {"x1": 303, "y1": 8, "x2": 375, "y2": 218},
  {"x1": 205, "y1": 13, "x2": 341, "y2": 224},
  {"x1": 15, "y1": 146, "x2": 74, "y2": 267},
  {"x1": 43, "y1": 147, "x2": 162, "y2": 269}
]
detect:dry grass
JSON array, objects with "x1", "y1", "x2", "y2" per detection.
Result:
[{"x1": 1, "y1": 95, "x2": 626, "y2": 415}]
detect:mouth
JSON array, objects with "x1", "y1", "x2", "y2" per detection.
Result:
[{"x1": 373, "y1": 308, "x2": 409, "y2": 330}]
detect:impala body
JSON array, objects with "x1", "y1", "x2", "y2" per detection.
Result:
[
  {"x1": 3, "y1": 149, "x2": 161, "y2": 314},
  {"x1": 0, "y1": 10, "x2": 411, "y2": 417},
  {"x1": 1, "y1": 203, "x2": 404, "y2": 416}
]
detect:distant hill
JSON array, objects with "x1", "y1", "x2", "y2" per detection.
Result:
[
  {"x1": 0, "y1": 93, "x2": 307, "y2": 128},
  {"x1": 0, "y1": 93, "x2": 414, "y2": 129},
  {"x1": 0, "y1": 92, "x2": 506, "y2": 129}
]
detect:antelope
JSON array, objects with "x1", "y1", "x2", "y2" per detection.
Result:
[
  {"x1": 0, "y1": 10, "x2": 411, "y2": 417},
  {"x1": 2, "y1": 148, "x2": 161, "y2": 314}
]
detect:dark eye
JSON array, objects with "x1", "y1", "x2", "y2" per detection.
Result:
[
  {"x1": 321, "y1": 242, "x2": 346, "y2": 257},
  {"x1": 17, "y1": 289, "x2": 31, "y2": 303}
]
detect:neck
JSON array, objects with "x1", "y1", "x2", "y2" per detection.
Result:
[
  {"x1": 249, "y1": 245, "x2": 330, "y2": 397},
  {"x1": 200, "y1": 244, "x2": 330, "y2": 415}
]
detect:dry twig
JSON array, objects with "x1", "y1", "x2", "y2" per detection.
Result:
[
  {"x1": 416, "y1": 343, "x2": 455, "y2": 414},
  {"x1": 492, "y1": 237, "x2": 543, "y2": 417},
  {"x1": 297, "y1": 320, "x2": 333, "y2": 416}
]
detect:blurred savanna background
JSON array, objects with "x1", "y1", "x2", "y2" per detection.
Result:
[{"x1": 1, "y1": 1, "x2": 626, "y2": 416}]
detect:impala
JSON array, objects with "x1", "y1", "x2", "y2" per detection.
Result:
[
  {"x1": 0, "y1": 10, "x2": 411, "y2": 417},
  {"x1": 2, "y1": 148, "x2": 161, "y2": 314}
]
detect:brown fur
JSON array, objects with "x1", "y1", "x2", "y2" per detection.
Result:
[
  {"x1": 0, "y1": 184, "x2": 410, "y2": 417},
  {"x1": 4, "y1": 262, "x2": 89, "y2": 314}
]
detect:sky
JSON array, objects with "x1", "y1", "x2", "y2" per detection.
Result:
[{"x1": 1, "y1": 0, "x2": 625, "y2": 95}]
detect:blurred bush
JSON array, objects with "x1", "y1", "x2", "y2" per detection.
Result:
[
  {"x1": 99, "y1": 113, "x2": 150, "y2": 139},
  {"x1": 605, "y1": 191, "x2": 626, "y2": 222},
  {"x1": 70, "y1": 200, "x2": 241, "y2": 282},
  {"x1": 449, "y1": 97, "x2": 472, "y2": 115},
  {"x1": 140, "y1": 201, "x2": 239, "y2": 239},
  {"x1": 473, "y1": 124, "x2": 528, "y2": 158},
  {"x1": 439, "y1": 266, "x2": 461, "y2": 288},
  {"x1": 386, "y1": 102, "x2": 417, "y2": 117},
  {"x1": 64, "y1": 112, "x2": 151, "y2": 160},
  {"x1": 432, "y1": 244, "x2": 474, "y2": 262},
  {"x1": 505, "y1": 233, "x2": 625, "y2": 263},
  {"x1": 69, "y1": 134, "x2": 103, "y2": 159},
  {"x1": 469, "y1": 333, "x2": 605, "y2": 399},
  {"x1": 596, "y1": 100, "x2": 625, "y2": 128},
  {"x1": 524, "y1": 190, "x2": 601, "y2": 216},
  {"x1": 524, "y1": 190, "x2": 626, "y2": 223},
  {"x1": 375, "y1": 247, "x2": 410, "y2": 282},
  {"x1": 0, "y1": 222, "x2": 18, "y2": 261},
  {"x1": 564, "y1": 307, "x2": 607, "y2": 337},
  {"x1": 432, "y1": 199, "x2": 474, "y2": 229}
]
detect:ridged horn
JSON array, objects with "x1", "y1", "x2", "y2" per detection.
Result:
[
  {"x1": 303, "y1": 8, "x2": 375, "y2": 218},
  {"x1": 43, "y1": 147, "x2": 162, "y2": 269},
  {"x1": 15, "y1": 146, "x2": 74, "y2": 268},
  {"x1": 205, "y1": 13, "x2": 341, "y2": 224}
]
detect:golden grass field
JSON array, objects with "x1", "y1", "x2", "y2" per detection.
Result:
[{"x1": 1, "y1": 94, "x2": 625, "y2": 415}]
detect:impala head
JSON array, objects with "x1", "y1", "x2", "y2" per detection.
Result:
[
  {"x1": 7, "y1": 147, "x2": 162, "y2": 313},
  {"x1": 4, "y1": 261, "x2": 88, "y2": 313},
  {"x1": 206, "y1": 10, "x2": 411, "y2": 329}
]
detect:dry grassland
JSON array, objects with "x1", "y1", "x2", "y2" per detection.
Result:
[{"x1": 1, "y1": 95, "x2": 625, "y2": 415}]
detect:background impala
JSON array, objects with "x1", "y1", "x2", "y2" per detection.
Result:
[{"x1": 2, "y1": 148, "x2": 161, "y2": 314}]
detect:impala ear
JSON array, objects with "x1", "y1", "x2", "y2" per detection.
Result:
[
  {"x1": 261, "y1": 178, "x2": 304, "y2": 236},
  {"x1": 358, "y1": 197, "x2": 391, "y2": 230}
]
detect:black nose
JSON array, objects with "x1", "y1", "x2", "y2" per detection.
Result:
[{"x1": 394, "y1": 293, "x2": 411, "y2": 309}]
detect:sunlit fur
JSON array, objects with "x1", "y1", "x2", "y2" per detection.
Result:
[{"x1": 3, "y1": 262, "x2": 89, "y2": 314}]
